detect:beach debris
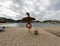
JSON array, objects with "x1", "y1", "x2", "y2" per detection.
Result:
[
  {"x1": 0, "y1": 26, "x2": 5, "y2": 32},
  {"x1": 34, "y1": 28, "x2": 38, "y2": 35}
]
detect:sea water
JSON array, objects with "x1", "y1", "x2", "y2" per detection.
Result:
[{"x1": 0, "y1": 23, "x2": 60, "y2": 27}]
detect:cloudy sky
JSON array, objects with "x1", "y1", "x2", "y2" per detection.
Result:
[{"x1": 0, "y1": 0, "x2": 60, "y2": 21}]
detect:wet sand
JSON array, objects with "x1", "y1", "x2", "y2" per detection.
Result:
[
  {"x1": 42, "y1": 26, "x2": 60, "y2": 37},
  {"x1": 0, "y1": 27, "x2": 60, "y2": 46}
]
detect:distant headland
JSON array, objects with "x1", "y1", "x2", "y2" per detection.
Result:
[{"x1": 0, "y1": 17, "x2": 60, "y2": 23}]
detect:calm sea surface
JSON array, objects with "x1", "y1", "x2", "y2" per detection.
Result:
[{"x1": 0, "y1": 23, "x2": 60, "y2": 27}]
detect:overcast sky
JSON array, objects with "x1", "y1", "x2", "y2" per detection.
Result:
[{"x1": 0, "y1": 0, "x2": 60, "y2": 21}]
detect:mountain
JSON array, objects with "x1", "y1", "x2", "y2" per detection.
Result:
[
  {"x1": 42, "y1": 20, "x2": 60, "y2": 23},
  {"x1": 0, "y1": 17, "x2": 16, "y2": 23},
  {"x1": 0, "y1": 17, "x2": 60, "y2": 23},
  {"x1": 0, "y1": 17, "x2": 6, "y2": 23}
]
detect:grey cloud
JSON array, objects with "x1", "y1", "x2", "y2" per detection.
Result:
[
  {"x1": 47, "y1": 0, "x2": 60, "y2": 11},
  {"x1": 0, "y1": 0, "x2": 60, "y2": 21}
]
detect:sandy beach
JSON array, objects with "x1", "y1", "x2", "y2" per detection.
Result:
[{"x1": 0, "y1": 26, "x2": 60, "y2": 46}]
